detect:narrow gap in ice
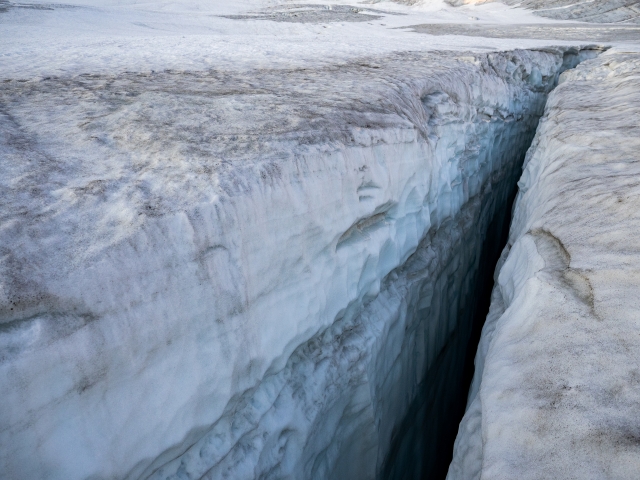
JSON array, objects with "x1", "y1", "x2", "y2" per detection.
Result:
[
  {"x1": 395, "y1": 50, "x2": 601, "y2": 480},
  {"x1": 380, "y1": 124, "x2": 530, "y2": 480},
  {"x1": 0, "y1": 46, "x2": 606, "y2": 480}
]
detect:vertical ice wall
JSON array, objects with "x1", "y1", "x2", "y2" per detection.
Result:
[{"x1": 0, "y1": 48, "x2": 595, "y2": 479}]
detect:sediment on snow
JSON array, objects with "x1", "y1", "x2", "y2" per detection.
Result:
[
  {"x1": 0, "y1": 47, "x2": 598, "y2": 480},
  {"x1": 447, "y1": 50, "x2": 640, "y2": 480}
]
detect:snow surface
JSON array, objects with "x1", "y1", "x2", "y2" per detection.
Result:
[
  {"x1": 2, "y1": 0, "x2": 639, "y2": 479},
  {"x1": 3, "y1": 0, "x2": 636, "y2": 80},
  {"x1": 409, "y1": 22, "x2": 640, "y2": 41},
  {"x1": 447, "y1": 49, "x2": 640, "y2": 480}
]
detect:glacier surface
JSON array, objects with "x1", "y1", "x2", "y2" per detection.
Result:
[
  {"x1": 448, "y1": 50, "x2": 640, "y2": 480},
  {"x1": 1, "y1": 46, "x2": 592, "y2": 479},
  {"x1": 1, "y1": 0, "x2": 637, "y2": 479}
]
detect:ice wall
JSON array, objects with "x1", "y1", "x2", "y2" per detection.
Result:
[
  {"x1": 447, "y1": 51, "x2": 640, "y2": 479},
  {"x1": 0, "y1": 48, "x2": 592, "y2": 479}
]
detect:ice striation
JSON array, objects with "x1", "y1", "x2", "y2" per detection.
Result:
[
  {"x1": 0, "y1": 45, "x2": 599, "y2": 479},
  {"x1": 448, "y1": 50, "x2": 640, "y2": 480}
]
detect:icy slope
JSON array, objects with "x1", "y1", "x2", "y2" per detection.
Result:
[
  {"x1": 448, "y1": 50, "x2": 640, "y2": 479},
  {"x1": 0, "y1": 47, "x2": 591, "y2": 479}
]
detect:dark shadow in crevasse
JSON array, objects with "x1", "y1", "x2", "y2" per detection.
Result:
[
  {"x1": 380, "y1": 141, "x2": 524, "y2": 480},
  {"x1": 380, "y1": 48, "x2": 603, "y2": 480}
]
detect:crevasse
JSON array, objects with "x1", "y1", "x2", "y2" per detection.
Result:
[
  {"x1": 143, "y1": 48, "x2": 597, "y2": 480},
  {"x1": 0, "y1": 47, "x2": 598, "y2": 480}
]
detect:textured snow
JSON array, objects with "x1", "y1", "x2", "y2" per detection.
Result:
[{"x1": 448, "y1": 50, "x2": 640, "y2": 480}]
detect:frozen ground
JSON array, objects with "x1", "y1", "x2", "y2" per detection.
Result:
[
  {"x1": 1, "y1": 0, "x2": 639, "y2": 479},
  {"x1": 447, "y1": 50, "x2": 640, "y2": 480}
]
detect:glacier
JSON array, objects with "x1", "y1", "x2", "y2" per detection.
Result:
[
  {"x1": 447, "y1": 50, "x2": 640, "y2": 479},
  {"x1": 2, "y1": 0, "x2": 639, "y2": 479},
  {"x1": 0, "y1": 43, "x2": 598, "y2": 479}
]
